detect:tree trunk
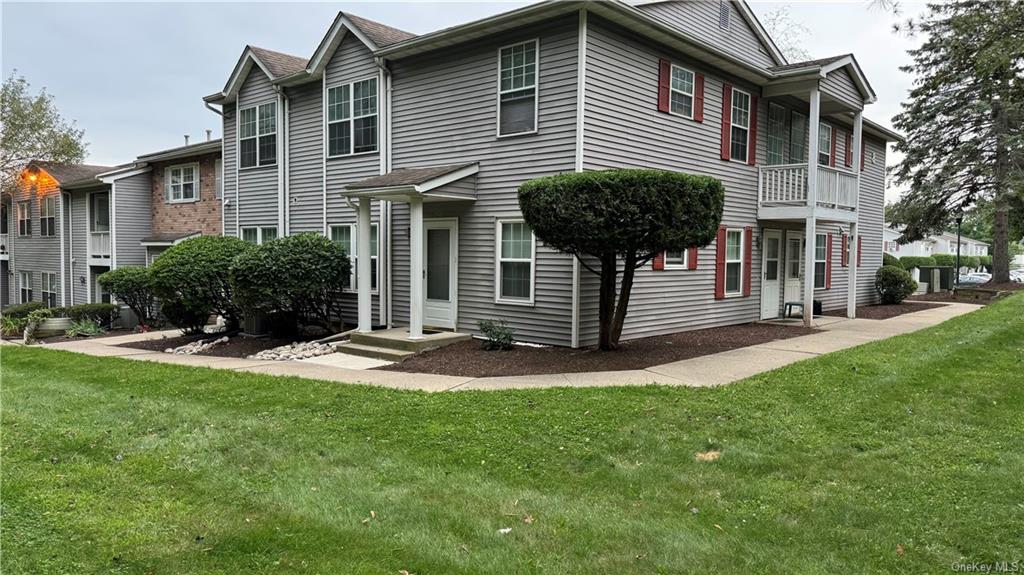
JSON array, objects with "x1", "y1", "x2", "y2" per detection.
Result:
[
  {"x1": 610, "y1": 252, "x2": 638, "y2": 345},
  {"x1": 597, "y1": 252, "x2": 618, "y2": 351},
  {"x1": 991, "y1": 97, "x2": 1011, "y2": 283}
]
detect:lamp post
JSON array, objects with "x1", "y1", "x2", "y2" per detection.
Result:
[{"x1": 955, "y1": 213, "x2": 964, "y2": 287}]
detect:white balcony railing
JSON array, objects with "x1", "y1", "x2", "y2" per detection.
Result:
[
  {"x1": 759, "y1": 163, "x2": 857, "y2": 211},
  {"x1": 90, "y1": 232, "x2": 111, "y2": 258},
  {"x1": 0, "y1": 233, "x2": 8, "y2": 255}
]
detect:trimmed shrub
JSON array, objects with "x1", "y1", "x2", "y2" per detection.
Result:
[
  {"x1": 3, "y1": 301, "x2": 45, "y2": 319},
  {"x1": 150, "y1": 236, "x2": 252, "y2": 330},
  {"x1": 876, "y1": 265, "x2": 918, "y2": 304},
  {"x1": 964, "y1": 255, "x2": 981, "y2": 269},
  {"x1": 229, "y1": 232, "x2": 350, "y2": 332},
  {"x1": 932, "y1": 253, "x2": 956, "y2": 267},
  {"x1": 900, "y1": 256, "x2": 936, "y2": 270},
  {"x1": 98, "y1": 267, "x2": 158, "y2": 326},
  {"x1": 882, "y1": 252, "x2": 901, "y2": 268},
  {"x1": 479, "y1": 319, "x2": 515, "y2": 351},
  {"x1": 65, "y1": 303, "x2": 119, "y2": 326},
  {"x1": 978, "y1": 255, "x2": 993, "y2": 271},
  {"x1": 160, "y1": 299, "x2": 210, "y2": 335}
]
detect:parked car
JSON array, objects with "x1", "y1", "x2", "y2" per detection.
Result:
[
  {"x1": 958, "y1": 273, "x2": 991, "y2": 285},
  {"x1": 1009, "y1": 269, "x2": 1024, "y2": 283}
]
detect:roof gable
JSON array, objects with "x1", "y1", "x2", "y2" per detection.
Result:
[{"x1": 27, "y1": 161, "x2": 115, "y2": 186}]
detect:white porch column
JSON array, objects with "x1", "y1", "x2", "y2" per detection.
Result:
[
  {"x1": 847, "y1": 221, "x2": 858, "y2": 318},
  {"x1": 803, "y1": 216, "x2": 816, "y2": 328},
  {"x1": 852, "y1": 111, "x2": 864, "y2": 211},
  {"x1": 408, "y1": 196, "x2": 424, "y2": 340},
  {"x1": 356, "y1": 198, "x2": 372, "y2": 333},
  {"x1": 802, "y1": 86, "x2": 821, "y2": 328}
]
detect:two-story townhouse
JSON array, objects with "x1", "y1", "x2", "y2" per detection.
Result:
[
  {"x1": 204, "y1": 0, "x2": 902, "y2": 348},
  {"x1": 3, "y1": 139, "x2": 222, "y2": 310}
]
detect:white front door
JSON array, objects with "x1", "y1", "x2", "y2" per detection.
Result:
[
  {"x1": 760, "y1": 229, "x2": 782, "y2": 319},
  {"x1": 784, "y1": 233, "x2": 803, "y2": 305},
  {"x1": 423, "y1": 218, "x2": 458, "y2": 329}
]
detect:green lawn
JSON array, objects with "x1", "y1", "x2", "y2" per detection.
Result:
[{"x1": 3, "y1": 297, "x2": 1023, "y2": 574}]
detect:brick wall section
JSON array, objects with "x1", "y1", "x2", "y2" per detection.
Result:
[{"x1": 151, "y1": 152, "x2": 221, "y2": 236}]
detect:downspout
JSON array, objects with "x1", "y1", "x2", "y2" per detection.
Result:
[
  {"x1": 204, "y1": 101, "x2": 226, "y2": 238},
  {"x1": 65, "y1": 192, "x2": 73, "y2": 305},
  {"x1": 58, "y1": 189, "x2": 66, "y2": 306},
  {"x1": 322, "y1": 74, "x2": 328, "y2": 235},
  {"x1": 275, "y1": 87, "x2": 288, "y2": 235},
  {"x1": 376, "y1": 56, "x2": 393, "y2": 328},
  {"x1": 570, "y1": 7, "x2": 588, "y2": 349},
  {"x1": 110, "y1": 181, "x2": 117, "y2": 269}
]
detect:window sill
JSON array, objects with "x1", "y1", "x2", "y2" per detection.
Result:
[
  {"x1": 667, "y1": 110, "x2": 695, "y2": 121},
  {"x1": 327, "y1": 150, "x2": 379, "y2": 160},
  {"x1": 343, "y1": 289, "x2": 380, "y2": 296},
  {"x1": 167, "y1": 199, "x2": 200, "y2": 205},
  {"x1": 495, "y1": 297, "x2": 535, "y2": 307},
  {"x1": 663, "y1": 265, "x2": 690, "y2": 271},
  {"x1": 496, "y1": 129, "x2": 538, "y2": 140},
  {"x1": 238, "y1": 164, "x2": 277, "y2": 173}
]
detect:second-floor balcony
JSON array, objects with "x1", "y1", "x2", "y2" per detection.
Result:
[
  {"x1": 758, "y1": 163, "x2": 859, "y2": 222},
  {"x1": 89, "y1": 231, "x2": 111, "y2": 259}
]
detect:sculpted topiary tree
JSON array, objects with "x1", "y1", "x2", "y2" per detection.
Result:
[{"x1": 519, "y1": 169, "x2": 725, "y2": 350}]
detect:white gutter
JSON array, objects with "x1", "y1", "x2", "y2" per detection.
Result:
[
  {"x1": 321, "y1": 73, "x2": 328, "y2": 235},
  {"x1": 59, "y1": 191, "x2": 66, "y2": 306},
  {"x1": 376, "y1": 56, "x2": 393, "y2": 328},
  {"x1": 571, "y1": 7, "x2": 588, "y2": 349}
]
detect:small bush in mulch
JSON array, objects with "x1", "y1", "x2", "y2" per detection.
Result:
[
  {"x1": 377, "y1": 323, "x2": 818, "y2": 377},
  {"x1": 822, "y1": 302, "x2": 946, "y2": 320}
]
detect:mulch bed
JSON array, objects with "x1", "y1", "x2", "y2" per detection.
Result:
[
  {"x1": 119, "y1": 333, "x2": 316, "y2": 359},
  {"x1": 4, "y1": 328, "x2": 134, "y2": 344},
  {"x1": 377, "y1": 323, "x2": 818, "y2": 377},
  {"x1": 909, "y1": 281, "x2": 1023, "y2": 305},
  {"x1": 822, "y1": 302, "x2": 946, "y2": 320}
]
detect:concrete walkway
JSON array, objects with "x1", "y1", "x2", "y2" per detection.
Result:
[{"x1": 14, "y1": 302, "x2": 981, "y2": 392}]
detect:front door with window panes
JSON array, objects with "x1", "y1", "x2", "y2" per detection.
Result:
[
  {"x1": 760, "y1": 229, "x2": 782, "y2": 319},
  {"x1": 423, "y1": 219, "x2": 457, "y2": 329},
  {"x1": 784, "y1": 233, "x2": 803, "y2": 304}
]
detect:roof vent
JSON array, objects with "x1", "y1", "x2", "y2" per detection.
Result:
[
  {"x1": 206, "y1": 129, "x2": 213, "y2": 142},
  {"x1": 184, "y1": 134, "x2": 190, "y2": 145},
  {"x1": 718, "y1": 0, "x2": 731, "y2": 29}
]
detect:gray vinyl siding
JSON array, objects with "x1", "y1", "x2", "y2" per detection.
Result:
[
  {"x1": 70, "y1": 191, "x2": 89, "y2": 304},
  {"x1": 387, "y1": 15, "x2": 579, "y2": 346},
  {"x1": 8, "y1": 179, "x2": 62, "y2": 307},
  {"x1": 236, "y1": 67, "x2": 280, "y2": 229},
  {"x1": 636, "y1": 1, "x2": 778, "y2": 70},
  {"x1": 821, "y1": 68, "x2": 864, "y2": 111},
  {"x1": 222, "y1": 102, "x2": 237, "y2": 237},
  {"x1": 286, "y1": 80, "x2": 324, "y2": 234},
  {"x1": 113, "y1": 172, "x2": 152, "y2": 268}
]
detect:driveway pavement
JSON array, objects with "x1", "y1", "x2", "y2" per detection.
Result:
[{"x1": 19, "y1": 302, "x2": 981, "y2": 392}]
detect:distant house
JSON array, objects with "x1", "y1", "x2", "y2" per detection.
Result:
[{"x1": 883, "y1": 226, "x2": 989, "y2": 259}]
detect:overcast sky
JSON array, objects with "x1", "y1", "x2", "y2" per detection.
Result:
[{"x1": 2, "y1": 1, "x2": 926, "y2": 201}]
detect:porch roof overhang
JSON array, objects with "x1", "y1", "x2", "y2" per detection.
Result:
[
  {"x1": 343, "y1": 162, "x2": 479, "y2": 203},
  {"x1": 139, "y1": 231, "x2": 201, "y2": 247}
]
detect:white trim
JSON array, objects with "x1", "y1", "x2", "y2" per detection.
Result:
[
  {"x1": 39, "y1": 195, "x2": 57, "y2": 237},
  {"x1": 305, "y1": 14, "x2": 378, "y2": 78},
  {"x1": 321, "y1": 73, "x2": 328, "y2": 236},
  {"x1": 343, "y1": 163, "x2": 480, "y2": 198},
  {"x1": 729, "y1": 87, "x2": 751, "y2": 164},
  {"x1": 423, "y1": 217, "x2": 460, "y2": 330},
  {"x1": 280, "y1": 90, "x2": 288, "y2": 235},
  {"x1": 496, "y1": 38, "x2": 540, "y2": 138},
  {"x1": 15, "y1": 200, "x2": 30, "y2": 237},
  {"x1": 220, "y1": 49, "x2": 278, "y2": 102},
  {"x1": 18, "y1": 270, "x2": 32, "y2": 304},
  {"x1": 326, "y1": 76, "x2": 380, "y2": 158},
  {"x1": 817, "y1": 122, "x2": 833, "y2": 167},
  {"x1": 667, "y1": 63, "x2": 696, "y2": 120},
  {"x1": 165, "y1": 162, "x2": 200, "y2": 203},
  {"x1": 110, "y1": 182, "x2": 117, "y2": 268},
  {"x1": 40, "y1": 271, "x2": 58, "y2": 307},
  {"x1": 240, "y1": 225, "x2": 278, "y2": 245},
  {"x1": 97, "y1": 166, "x2": 151, "y2": 183},
  {"x1": 571, "y1": 7, "x2": 587, "y2": 348},
  {"x1": 329, "y1": 222, "x2": 381, "y2": 295},
  {"x1": 723, "y1": 227, "x2": 744, "y2": 297},
  {"x1": 813, "y1": 232, "x2": 827, "y2": 289},
  {"x1": 662, "y1": 249, "x2": 690, "y2": 270},
  {"x1": 494, "y1": 218, "x2": 536, "y2": 306},
  {"x1": 237, "y1": 100, "x2": 278, "y2": 169}
]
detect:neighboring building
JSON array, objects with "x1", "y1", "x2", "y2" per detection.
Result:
[
  {"x1": 204, "y1": 0, "x2": 901, "y2": 345},
  {"x1": 883, "y1": 226, "x2": 989, "y2": 260},
  {"x1": 2, "y1": 139, "x2": 222, "y2": 308}
]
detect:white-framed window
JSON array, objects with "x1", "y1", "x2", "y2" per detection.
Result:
[
  {"x1": 215, "y1": 158, "x2": 223, "y2": 199},
  {"x1": 724, "y1": 228, "x2": 744, "y2": 295},
  {"x1": 330, "y1": 223, "x2": 379, "y2": 292},
  {"x1": 818, "y1": 123, "x2": 833, "y2": 166},
  {"x1": 497, "y1": 40, "x2": 538, "y2": 137},
  {"x1": 729, "y1": 88, "x2": 751, "y2": 163},
  {"x1": 327, "y1": 78, "x2": 379, "y2": 157},
  {"x1": 239, "y1": 101, "x2": 276, "y2": 168},
  {"x1": 814, "y1": 233, "x2": 827, "y2": 289},
  {"x1": 664, "y1": 249, "x2": 689, "y2": 269},
  {"x1": 17, "y1": 200, "x2": 31, "y2": 236},
  {"x1": 789, "y1": 110, "x2": 807, "y2": 163},
  {"x1": 41, "y1": 272, "x2": 57, "y2": 307},
  {"x1": 241, "y1": 226, "x2": 277, "y2": 245},
  {"x1": 495, "y1": 220, "x2": 535, "y2": 303},
  {"x1": 766, "y1": 102, "x2": 787, "y2": 165},
  {"x1": 669, "y1": 64, "x2": 695, "y2": 118},
  {"x1": 90, "y1": 192, "x2": 110, "y2": 233},
  {"x1": 166, "y1": 163, "x2": 199, "y2": 202},
  {"x1": 19, "y1": 271, "x2": 32, "y2": 303},
  {"x1": 40, "y1": 196, "x2": 56, "y2": 236}
]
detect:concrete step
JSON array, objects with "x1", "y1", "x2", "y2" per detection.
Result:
[
  {"x1": 333, "y1": 341, "x2": 415, "y2": 362},
  {"x1": 350, "y1": 329, "x2": 471, "y2": 352}
]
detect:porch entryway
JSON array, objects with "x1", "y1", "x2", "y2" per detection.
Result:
[
  {"x1": 424, "y1": 218, "x2": 458, "y2": 329},
  {"x1": 760, "y1": 229, "x2": 783, "y2": 319}
]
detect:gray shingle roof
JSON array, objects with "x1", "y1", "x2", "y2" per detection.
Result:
[
  {"x1": 249, "y1": 46, "x2": 309, "y2": 78},
  {"x1": 347, "y1": 163, "x2": 476, "y2": 189},
  {"x1": 346, "y1": 13, "x2": 417, "y2": 47},
  {"x1": 30, "y1": 161, "x2": 115, "y2": 185},
  {"x1": 770, "y1": 55, "x2": 849, "y2": 72}
]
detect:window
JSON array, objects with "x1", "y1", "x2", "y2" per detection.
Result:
[
  {"x1": 215, "y1": 159, "x2": 223, "y2": 199},
  {"x1": 40, "y1": 196, "x2": 56, "y2": 236},
  {"x1": 766, "y1": 103, "x2": 787, "y2": 165},
  {"x1": 729, "y1": 88, "x2": 750, "y2": 163},
  {"x1": 41, "y1": 272, "x2": 57, "y2": 307},
  {"x1": 669, "y1": 65, "x2": 695, "y2": 118},
  {"x1": 498, "y1": 40, "x2": 538, "y2": 136},
  {"x1": 239, "y1": 101, "x2": 276, "y2": 168},
  {"x1": 496, "y1": 220, "x2": 535, "y2": 303},
  {"x1": 664, "y1": 250, "x2": 689, "y2": 269},
  {"x1": 241, "y1": 226, "x2": 277, "y2": 245},
  {"x1": 814, "y1": 233, "x2": 827, "y2": 289},
  {"x1": 167, "y1": 163, "x2": 198, "y2": 202},
  {"x1": 19, "y1": 271, "x2": 32, "y2": 303},
  {"x1": 818, "y1": 123, "x2": 833, "y2": 166},
  {"x1": 789, "y1": 111, "x2": 807, "y2": 163},
  {"x1": 328, "y1": 78, "x2": 378, "y2": 156},
  {"x1": 17, "y1": 201, "x2": 31, "y2": 236},
  {"x1": 725, "y1": 229, "x2": 743, "y2": 295},
  {"x1": 331, "y1": 223, "x2": 379, "y2": 292},
  {"x1": 90, "y1": 192, "x2": 110, "y2": 233}
]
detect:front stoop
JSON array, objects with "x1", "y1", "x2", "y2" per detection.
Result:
[{"x1": 335, "y1": 328, "x2": 471, "y2": 361}]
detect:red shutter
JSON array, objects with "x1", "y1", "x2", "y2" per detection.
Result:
[
  {"x1": 844, "y1": 132, "x2": 853, "y2": 167},
  {"x1": 857, "y1": 236, "x2": 863, "y2": 267},
  {"x1": 747, "y1": 95, "x2": 758, "y2": 166},
  {"x1": 861, "y1": 142, "x2": 866, "y2": 170},
  {"x1": 743, "y1": 226, "x2": 753, "y2": 297},
  {"x1": 694, "y1": 74, "x2": 705, "y2": 122},
  {"x1": 714, "y1": 226, "x2": 727, "y2": 299},
  {"x1": 657, "y1": 59, "x2": 671, "y2": 113},
  {"x1": 841, "y1": 234, "x2": 849, "y2": 267},
  {"x1": 720, "y1": 84, "x2": 732, "y2": 161},
  {"x1": 653, "y1": 251, "x2": 666, "y2": 270},
  {"x1": 825, "y1": 233, "x2": 833, "y2": 289},
  {"x1": 829, "y1": 130, "x2": 837, "y2": 167},
  {"x1": 687, "y1": 247, "x2": 698, "y2": 270}
]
